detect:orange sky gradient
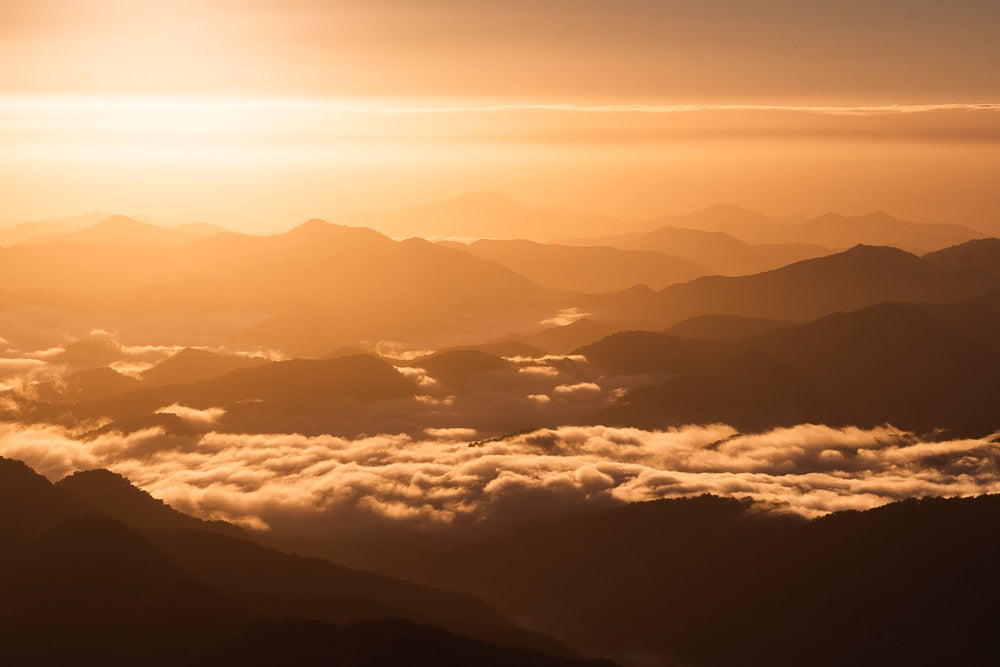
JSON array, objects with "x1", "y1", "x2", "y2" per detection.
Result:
[{"x1": 2, "y1": 0, "x2": 999, "y2": 230}]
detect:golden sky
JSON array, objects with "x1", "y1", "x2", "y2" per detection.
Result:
[{"x1": 2, "y1": 0, "x2": 999, "y2": 229}]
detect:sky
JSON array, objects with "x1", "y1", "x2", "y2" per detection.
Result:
[{"x1": 2, "y1": 0, "x2": 999, "y2": 230}]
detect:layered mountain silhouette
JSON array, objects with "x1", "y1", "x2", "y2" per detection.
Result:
[
  {"x1": 663, "y1": 313, "x2": 791, "y2": 340},
  {"x1": 335, "y1": 196, "x2": 992, "y2": 255},
  {"x1": 559, "y1": 223, "x2": 832, "y2": 276},
  {"x1": 0, "y1": 210, "x2": 111, "y2": 246},
  {"x1": 923, "y1": 236, "x2": 1000, "y2": 279},
  {"x1": 582, "y1": 291, "x2": 1000, "y2": 435},
  {"x1": 445, "y1": 238, "x2": 709, "y2": 292},
  {"x1": 2, "y1": 204, "x2": 995, "y2": 358},
  {"x1": 588, "y1": 242, "x2": 1000, "y2": 328},
  {"x1": 22, "y1": 215, "x2": 228, "y2": 246},
  {"x1": 140, "y1": 347, "x2": 270, "y2": 387},
  {"x1": 3, "y1": 196, "x2": 1000, "y2": 666},
  {"x1": 56, "y1": 468, "x2": 245, "y2": 536},
  {"x1": 59, "y1": 354, "x2": 416, "y2": 425},
  {"x1": 12, "y1": 347, "x2": 271, "y2": 405},
  {"x1": 652, "y1": 204, "x2": 988, "y2": 252},
  {"x1": 778, "y1": 210, "x2": 986, "y2": 252},
  {"x1": 628, "y1": 203, "x2": 794, "y2": 243},
  {"x1": 0, "y1": 219, "x2": 568, "y2": 353},
  {"x1": 24, "y1": 366, "x2": 141, "y2": 403},
  {"x1": 412, "y1": 349, "x2": 515, "y2": 391},
  {"x1": 486, "y1": 318, "x2": 647, "y2": 355},
  {"x1": 0, "y1": 457, "x2": 611, "y2": 666}
]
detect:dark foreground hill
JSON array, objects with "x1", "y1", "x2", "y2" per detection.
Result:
[
  {"x1": 418, "y1": 493, "x2": 1000, "y2": 666},
  {"x1": 0, "y1": 457, "x2": 610, "y2": 667}
]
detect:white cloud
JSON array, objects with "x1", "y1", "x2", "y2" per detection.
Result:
[
  {"x1": 1, "y1": 421, "x2": 997, "y2": 533},
  {"x1": 540, "y1": 308, "x2": 591, "y2": 328},
  {"x1": 155, "y1": 404, "x2": 225, "y2": 427},
  {"x1": 553, "y1": 382, "x2": 602, "y2": 395}
]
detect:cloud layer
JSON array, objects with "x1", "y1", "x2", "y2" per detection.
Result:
[{"x1": 2, "y1": 420, "x2": 997, "y2": 534}]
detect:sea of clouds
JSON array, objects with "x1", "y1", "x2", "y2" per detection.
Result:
[{"x1": 2, "y1": 416, "x2": 997, "y2": 533}]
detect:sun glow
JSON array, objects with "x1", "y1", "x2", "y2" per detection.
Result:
[{"x1": 2, "y1": 94, "x2": 999, "y2": 230}]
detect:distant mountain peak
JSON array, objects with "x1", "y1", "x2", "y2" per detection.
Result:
[
  {"x1": 0, "y1": 456, "x2": 48, "y2": 485},
  {"x1": 296, "y1": 217, "x2": 332, "y2": 230},
  {"x1": 450, "y1": 191, "x2": 523, "y2": 206},
  {"x1": 842, "y1": 242, "x2": 912, "y2": 255},
  {"x1": 60, "y1": 467, "x2": 133, "y2": 490},
  {"x1": 698, "y1": 203, "x2": 767, "y2": 217},
  {"x1": 843, "y1": 210, "x2": 904, "y2": 224},
  {"x1": 93, "y1": 214, "x2": 148, "y2": 228}
]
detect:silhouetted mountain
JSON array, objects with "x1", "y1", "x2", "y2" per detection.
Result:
[
  {"x1": 579, "y1": 330, "x2": 725, "y2": 375},
  {"x1": 67, "y1": 354, "x2": 416, "y2": 423},
  {"x1": 559, "y1": 224, "x2": 832, "y2": 276},
  {"x1": 50, "y1": 337, "x2": 124, "y2": 367},
  {"x1": 323, "y1": 345, "x2": 369, "y2": 359},
  {"x1": 25, "y1": 215, "x2": 227, "y2": 246},
  {"x1": 488, "y1": 318, "x2": 647, "y2": 355},
  {"x1": 779, "y1": 210, "x2": 987, "y2": 252},
  {"x1": 923, "y1": 237, "x2": 1000, "y2": 279},
  {"x1": 450, "y1": 238, "x2": 709, "y2": 292},
  {"x1": 0, "y1": 210, "x2": 110, "y2": 246},
  {"x1": 418, "y1": 493, "x2": 1000, "y2": 666},
  {"x1": 663, "y1": 313, "x2": 791, "y2": 340},
  {"x1": 83, "y1": 412, "x2": 202, "y2": 437},
  {"x1": 0, "y1": 221, "x2": 573, "y2": 355},
  {"x1": 57, "y1": 469, "x2": 243, "y2": 536},
  {"x1": 657, "y1": 205, "x2": 989, "y2": 252},
  {"x1": 141, "y1": 347, "x2": 269, "y2": 387},
  {"x1": 64, "y1": 220, "x2": 562, "y2": 353},
  {"x1": 0, "y1": 219, "x2": 563, "y2": 353},
  {"x1": 0, "y1": 513, "x2": 242, "y2": 665},
  {"x1": 0, "y1": 457, "x2": 609, "y2": 666},
  {"x1": 415, "y1": 349, "x2": 513, "y2": 390},
  {"x1": 200, "y1": 618, "x2": 614, "y2": 667},
  {"x1": 635, "y1": 203, "x2": 793, "y2": 243},
  {"x1": 26, "y1": 366, "x2": 141, "y2": 403},
  {"x1": 0, "y1": 458, "x2": 89, "y2": 541},
  {"x1": 455, "y1": 340, "x2": 547, "y2": 358},
  {"x1": 594, "y1": 243, "x2": 1000, "y2": 328},
  {"x1": 585, "y1": 293, "x2": 1000, "y2": 435}
]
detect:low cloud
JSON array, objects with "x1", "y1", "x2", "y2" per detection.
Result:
[
  {"x1": 540, "y1": 308, "x2": 591, "y2": 328},
  {"x1": 553, "y1": 382, "x2": 602, "y2": 395},
  {"x1": 1, "y1": 421, "x2": 997, "y2": 537},
  {"x1": 395, "y1": 366, "x2": 439, "y2": 387},
  {"x1": 155, "y1": 404, "x2": 226, "y2": 427}
]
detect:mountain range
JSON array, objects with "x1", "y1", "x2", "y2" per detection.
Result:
[
  {"x1": 0, "y1": 456, "x2": 610, "y2": 666},
  {"x1": 440, "y1": 238, "x2": 709, "y2": 292},
  {"x1": 582, "y1": 289, "x2": 1000, "y2": 435},
  {"x1": 586, "y1": 240, "x2": 1000, "y2": 328},
  {"x1": 0, "y1": 213, "x2": 227, "y2": 247},
  {"x1": 635, "y1": 203, "x2": 988, "y2": 251}
]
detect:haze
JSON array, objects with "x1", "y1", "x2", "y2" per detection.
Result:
[
  {"x1": 3, "y1": 0, "x2": 1000, "y2": 228},
  {"x1": 2, "y1": 2, "x2": 999, "y2": 666}
]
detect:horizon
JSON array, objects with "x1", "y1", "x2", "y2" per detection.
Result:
[
  {"x1": 3, "y1": 189, "x2": 993, "y2": 236},
  {"x1": 4, "y1": 98, "x2": 999, "y2": 231},
  {"x1": 4, "y1": 0, "x2": 1000, "y2": 230}
]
